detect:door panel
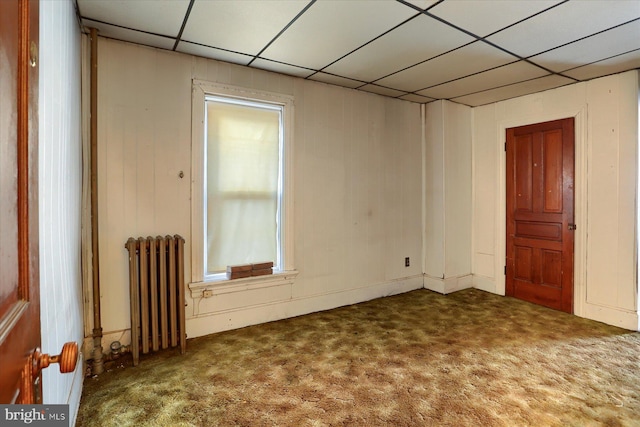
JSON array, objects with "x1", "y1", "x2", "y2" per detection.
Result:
[
  {"x1": 506, "y1": 118, "x2": 574, "y2": 313},
  {"x1": 0, "y1": 0, "x2": 41, "y2": 404}
]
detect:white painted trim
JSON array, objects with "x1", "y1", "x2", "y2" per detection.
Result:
[
  {"x1": 424, "y1": 273, "x2": 473, "y2": 294},
  {"x1": 470, "y1": 107, "x2": 477, "y2": 293},
  {"x1": 421, "y1": 104, "x2": 427, "y2": 275},
  {"x1": 439, "y1": 101, "x2": 447, "y2": 276},
  {"x1": 472, "y1": 274, "x2": 497, "y2": 293},
  {"x1": 190, "y1": 80, "x2": 295, "y2": 283},
  {"x1": 67, "y1": 353, "x2": 84, "y2": 427},
  {"x1": 189, "y1": 271, "x2": 299, "y2": 300},
  {"x1": 572, "y1": 107, "x2": 588, "y2": 319},
  {"x1": 191, "y1": 83, "x2": 206, "y2": 284},
  {"x1": 637, "y1": 71, "x2": 640, "y2": 326},
  {"x1": 580, "y1": 302, "x2": 639, "y2": 331},
  {"x1": 186, "y1": 275, "x2": 424, "y2": 338},
  {"x1": 496, "y1": 107, "x2": 587, "y2": 307}
]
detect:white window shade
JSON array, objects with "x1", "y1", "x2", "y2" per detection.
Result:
[{"x1": 205, "y1": 99, "x2": 282, "y2": 274}]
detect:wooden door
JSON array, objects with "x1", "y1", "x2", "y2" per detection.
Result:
[
  {"x1": 0, "y1": 0, "x2": 42, "y2": 404},
  {"x1": 506, "y1": 118, "x2": 575, "y2": 313}
]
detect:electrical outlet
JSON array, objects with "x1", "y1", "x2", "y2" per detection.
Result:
[{"x1": 405, "y1": 257, "x2": 410, "y2": 267}]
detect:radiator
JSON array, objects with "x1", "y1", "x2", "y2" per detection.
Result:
[{"x1": 125, "y1": 235, "x2": 186, "y2": 366}]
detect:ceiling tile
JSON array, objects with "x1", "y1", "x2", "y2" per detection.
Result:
[
  {"x1": 176, "y1": 41, "x2": 254, "y2": 65},
  {"x1": 530, "y1": 19, "x2": 640, "y2": 73},
  {"x1": 250, "y1": 59, "x2": 315, "y2": 79},
  {"x1": 260, "y1": 0, "x2": 418, "y2": 70},
  {"x1": 401, "y1": 0, "x2": 440, "y2": 11},
  {"x1": 562, "y1": 49, "x2": 640, "y2": 81},
  {"x1": 358, "y1": 85, "x2": 407, "y2": 98},
  {"x1": 78, "y1": 0, "x2": 189, "y2": 36},
  {"x1": 83, "y1": 19, "x2": 176, "y2": 50},
  {"x1": 487, "y1": 1, "x2": 640, "y2": 58},
  {"x1": 417, "y1": 61, "x2": 549, "y2": 99},
  {"x1": 324, "y1": 14, "x2": 474, "y2": 83},
  {"x1": 451, "y1": 75, "x2": 574, "y2": 107},
  {"x1": 398, "y1": 93, "x2": 435, "y2": 103},
  {"x1": 377, "y1": 41, "x2": 516, "y2": 92},
  {"x1": 182, "y1": 1, "x2": 311, "y2": 55},
  {"x1": 308, "y1": 72, "x2": 365, "y2": 89},
  {"x1": 429, "y1": 0, "x2": 562, "y2": 37}
]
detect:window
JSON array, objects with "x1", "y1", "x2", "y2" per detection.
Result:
[{"x1": 191, "y1": 81, "x2": 294, "y2": 283}]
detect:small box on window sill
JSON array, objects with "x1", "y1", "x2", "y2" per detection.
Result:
[
  {"x1": 251, "y1": 268, "x2": 272, "y2": 277},
  {"x1": 251, "y1": 261, "x2": 273, "y2": 271},
  {"x1": 226, "y1": 264, "x2": 252, "y2": 280},
  {"x1": 251, "y1": 261, "x2": 273, "y2": 277}
]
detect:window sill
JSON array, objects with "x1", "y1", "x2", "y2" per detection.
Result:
[{"x1": 189, "y1": 270, "x2": 299, "y2": 299}]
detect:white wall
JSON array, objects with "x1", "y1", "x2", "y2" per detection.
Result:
[
  {"x1": 471, "y1": 70, "x2": 639, "y2": 330},
  {"x1": 424, "y1": 100, "x2": 472, "y2": 293},
  {"x1": 94, "y1": 38, "x2": 423, "y2": 345},
  {"x1": 38, "y1": 0, "x2": 84, "y2": 422}
]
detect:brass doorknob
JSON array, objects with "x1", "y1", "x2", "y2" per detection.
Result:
[{"x1": 37, "y1": 342, "x2": 78, "y2": 373}]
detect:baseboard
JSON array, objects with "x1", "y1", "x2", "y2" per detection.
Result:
[
  {"x1": 580, "y1": 302, "x2": 639, "y2": 331},
  {"x1": 472, "y1": 275, "x2": 499, "y2": 294},
  {"x1": 67, "y1": 352, "x2": 84, "y2": 427},
  {"x1": 186, "y1": 275, "x2": 424, "y2": 338},
  {"x1": 424, "y1": 274, "x2": 473, "y2": 295}
]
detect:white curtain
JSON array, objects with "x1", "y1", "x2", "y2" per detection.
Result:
[{"x1": 206, "y1": 100, "x2": 280, "y2": 274}]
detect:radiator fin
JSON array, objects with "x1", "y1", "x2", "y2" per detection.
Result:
[{"x1": 126, "y1": 235, "x2": 186, "y2": 366}]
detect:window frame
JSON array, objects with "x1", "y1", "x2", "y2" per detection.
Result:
[{"x1": 191, "y1": 80, "x2": 295, "y2": 285}]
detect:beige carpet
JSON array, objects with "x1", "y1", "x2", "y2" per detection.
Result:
[{"x1": 77, "y1": 289, "x2": 640, "y2": 426}]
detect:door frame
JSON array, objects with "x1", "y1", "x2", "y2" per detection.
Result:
[{"x1": 494, "y1": 107, "x2": 587, "y2": 317}]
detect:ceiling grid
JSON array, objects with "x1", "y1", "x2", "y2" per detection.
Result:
[{"x1": 76, "y1": 0, "x2": 640, "y2": 106}]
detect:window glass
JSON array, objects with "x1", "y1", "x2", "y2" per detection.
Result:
[{"x1": 205, "y1": 97, "x2": 283, "y2": 276}]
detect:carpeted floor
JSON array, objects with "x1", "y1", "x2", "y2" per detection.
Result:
[{"x1": 77, "y1": 289, "x2": 640, "y2": 426}]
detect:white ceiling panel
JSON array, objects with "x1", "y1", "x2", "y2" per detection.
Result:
[
  {"x1": 429, "y1": 0, "x2": 562, "y2": 38},
  {"x1": 562, "y1": 49, "x2": 640, "y2": 81},
  {"x1": 78, "y1": 0, "x2": 189, "y2": 36},
  {"x1": 358, "y1": 84, "x2": 407, "y2": 98},
  {"x1": 451, "y1": 75, "x2": 574, "y2": 107},
  {"x1": 260, "y1": 0, "x2": 418, "y2": 70},
  {"x1": 182, "y1": 1, "x2": 311, "y2": 56},
  {"x1": 417, "y1": 61, "x2": 549, "y2": 99},
  {"x1": 530, "y1": 19, "x2": 640, "y2": 73},
  {"x1": 176, "y1": 41, "x2": 254, "y2": 65},
  {"x1": 250, "y1": 59, "x2": 315, "y2": 79},
  {"x1": 324, "y1": 14, "x2": 474, "y2": 82},
  {"x1": 487, "y1": 1, "x2": 640, "y2": 58},
  {"x1": 377, "y1": 41, "x2": 515, "y2": 92},
  {"x1": 78, "y1": 0, "x2": 640, "y2": 106},
  {"x1": 83, "y1": 19, "x2": 176, "y2": 50},
  {"x1": 402, "y1": 0, "x2": 439, "y2": 11},
  {"x1": 308, "y1": 72, "x2": 365, "y2": 89}
]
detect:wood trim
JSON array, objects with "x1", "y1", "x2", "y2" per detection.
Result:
[{"x1": 17, "y1": 0, "x2": 29, "y2": 301}]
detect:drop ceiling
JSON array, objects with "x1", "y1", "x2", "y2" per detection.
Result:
[{"x1": 76, "y1": 0, "x2": 640, "y2": 107}]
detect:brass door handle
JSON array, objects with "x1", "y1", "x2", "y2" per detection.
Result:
[{"x1": 36, "y1": 342, "x2": 78, "y2": 373}]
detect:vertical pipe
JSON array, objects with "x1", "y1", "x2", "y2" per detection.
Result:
[
  {"x1": 126, "y1": 238, "x2": 140, "y2": 366},
  {"x1": 89, "y1": 27, "x2": 104, "y2": 375}
]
